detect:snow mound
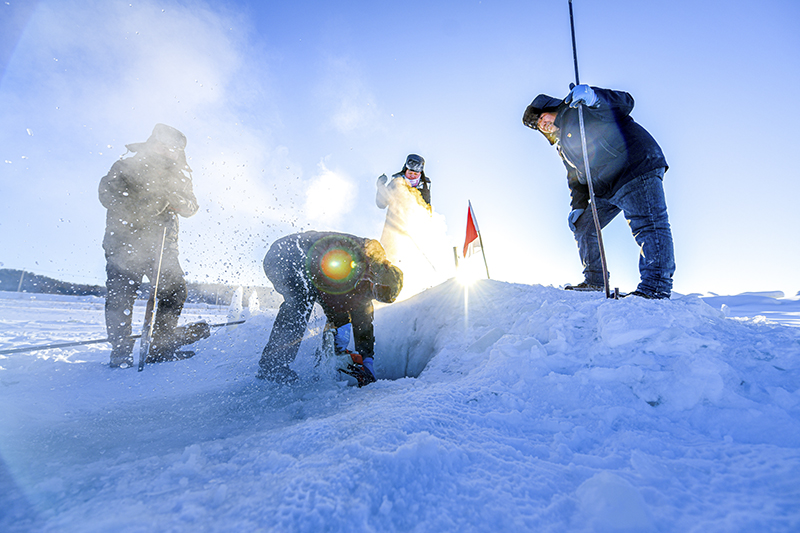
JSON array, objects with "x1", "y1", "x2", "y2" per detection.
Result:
[{"x1": 2, "y1": 281, "x2": 800, "y2": 531}]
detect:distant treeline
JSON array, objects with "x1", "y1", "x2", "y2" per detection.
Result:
[{"x1": 0, "y1": 268, "x2": 280, "y2": 308}]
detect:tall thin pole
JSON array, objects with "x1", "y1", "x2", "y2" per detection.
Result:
[
  {"x1": 568, "y1": 0, "x2": 612, "y2": 299},
  {"x1": 138, "y1": 227, "x2": 167, "y2": 371},
  {"x1": 467, "y1": 200, "x2": 490, "y2": 279},
  {"x1": 477, "y1": 231, "x2": 490, "y2": 279},
  {"x1": 0, "y1": 320, "x2": 244, "y2": 356},
  {"x1": 569, "y1": 0, "x2": 581, "y2": 85}
]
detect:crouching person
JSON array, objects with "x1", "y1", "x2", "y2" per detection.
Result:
[{"x1": 258, "y1": 231, "x2": 403, "y2": 387}]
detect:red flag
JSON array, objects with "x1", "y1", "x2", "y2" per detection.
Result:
[{"x1": 463, "y1": 201, "x2": 481, "y2": 258}]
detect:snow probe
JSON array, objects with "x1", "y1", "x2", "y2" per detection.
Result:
[
  {"x1": 568, "y1": 0, "x2": 617, "y2": 300},
  {"x1": 0, "y1": 320, "x2": 246, "y2": 356}
]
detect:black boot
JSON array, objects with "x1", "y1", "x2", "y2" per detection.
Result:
[
  {"x1": 564, "y1": 282, "x2": 603, "y2": 292},
  {"x1": 148, "y1": 321, "x2": 210, "y2": 363},
  {"x1": 109, "y1": 344, "x2": 134, "y2": 368},
  {"x1": 256, "y1": 363, "x2": 299, "y2": 384}
]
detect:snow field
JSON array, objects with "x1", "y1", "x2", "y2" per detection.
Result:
[{"x1": 1, "y1": 282, "x2": 799, "y2": 531}]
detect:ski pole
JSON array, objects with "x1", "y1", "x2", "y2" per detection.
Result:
[
  {"x1": 138, "y1": 227, "x2": 167, "y2": 371},
  {"x1": 568, "y1": 0, "x2": 613, "y2": 299},
  {"x1": 0, "y1": 320, "x2": 246, "y2": 356}
]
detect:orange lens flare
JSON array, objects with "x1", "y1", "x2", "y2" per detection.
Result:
[{"x1": 320, "y1": 249, "x2": 355, "y2": 281}]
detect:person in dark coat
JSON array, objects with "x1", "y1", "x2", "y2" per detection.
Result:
[
  {"x1": 523, "y1": 85, "x2": 675, "y2": 299},
  {"x1": 99, "y1": 124, "x2": 201, "y2": 368},
  {"x1": 258, "y1": 231, "x2": 403, "y2": 386}
]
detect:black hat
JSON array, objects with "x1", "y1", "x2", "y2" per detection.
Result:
[
  {"x1": 522, "y1": 95, "x2": 563, "y2": 129},
  {"x1": 149, "y1": 123, "x2": 187, "y2": 150},
  {"x1": 371, "y1": 263, "x2": 403, "y2": 303},
  {"x1": 404, "y1": 154, "x2": 425, "y2": 172},
  {"x1": 126, "y1": 123, "x2": 187, "y2": 153}
]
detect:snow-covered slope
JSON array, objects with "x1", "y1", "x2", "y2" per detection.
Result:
[{"x1": 1, "y1": 281, "x2": 799, "y2": 532}]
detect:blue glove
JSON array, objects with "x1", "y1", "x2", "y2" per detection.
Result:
[
  {"x1": 333, "y1": 323, "x2": 352, "y2": 355},
  {"x1": 377, "y1": 174, "x2": 388, "y2": 186},
  {"x1": 362, "y1": 357, "x2": 375, "y2": 379},
  {"x1": 566, "y1": 84, "x2": 598, "y2": 108},
  {"x1": 568, "y1": 208, "x2": 585, "y2": 232}
]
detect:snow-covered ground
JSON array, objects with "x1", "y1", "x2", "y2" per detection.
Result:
[{"x1": 1, "y1": 282, "x2": 799, "y2": 532}]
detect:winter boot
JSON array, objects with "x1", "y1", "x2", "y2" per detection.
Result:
[
  {"x1": 148, "y1": 321, "x2": 210, "y2": 363},
  {"x1": 256, "y1": 363, "x2": 299, "y2": 384},
  {"x1": 109, "y1": 347, "x2": 134, "y2": 369},
  {"x1": 146, "y1": 349, "x2": 197, "y2": 364},
  {"x1": 623, "y1": 290, "x2": 669, "y2": 300},
  {"x1": 109, "y1": 337, "x2": 135, "y2": 368},
  {"x1": 564, "y1": 282, "x2": 603, "y2": 292}
]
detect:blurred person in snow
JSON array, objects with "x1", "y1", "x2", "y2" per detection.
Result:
[
  {"x1": 523, "y1": 85, "x2": 675, "y2": 299},
  {"x1": 375, "y1": 153, "x2": 432, "y2": 264},
  {"x1": 257, "y1": 231, "x2": 403, "y2": 387},
  {"x1": 99, "y1": 123, "x2": 208, "y2": 368}
]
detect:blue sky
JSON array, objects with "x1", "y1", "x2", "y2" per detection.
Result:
[{"x1": 1, "y1": 0, "x2": 798, "y2": 296}]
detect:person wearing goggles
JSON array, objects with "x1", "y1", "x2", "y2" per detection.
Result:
[
  {"x1": 375, "y1": 153, "x2": 434, "y2": 271},
  {"x1": 376, "y1": 153, "x2": 430, "y2": 208}
]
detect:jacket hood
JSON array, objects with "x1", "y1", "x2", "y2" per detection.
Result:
[{"x1": 529, "y1": 94, "x2": 563, "y2": 112}]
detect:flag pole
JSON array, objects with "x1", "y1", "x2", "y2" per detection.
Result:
[
  {"x1": 477, "y1": 230, "x2": 490, "y2": 279},
  {"x1": 465, "y1": 200, "x2": 490, "y2": 279}
]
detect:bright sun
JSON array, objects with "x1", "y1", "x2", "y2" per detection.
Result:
[{"x1": 456, "y1": 259, "x2": 485, "y2": 286}]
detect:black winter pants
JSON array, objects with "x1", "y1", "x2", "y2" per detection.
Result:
[
  {"x1": 104, "y1": 256, "x2": 187, "y2": 358},
  {"x1": 259, "y1": 240, "x2": 318, "y2": 372}
]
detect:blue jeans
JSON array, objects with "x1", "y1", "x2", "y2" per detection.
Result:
[{"x1": 573, "y1": 168, "x2": 675, "y2": 298}]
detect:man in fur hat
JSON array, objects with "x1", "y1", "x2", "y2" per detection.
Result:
[
  {"x1": 523, "y1": 85, "x2": 675, "y2": 299},
  {"x1": 99, "y1": 123, "x2": 205, "y2": 368}
]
